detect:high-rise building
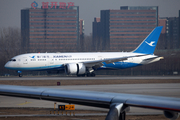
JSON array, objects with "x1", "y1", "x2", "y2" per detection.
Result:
[
  {"x1": 94, "y1": 6, "x2": 158, "y2": 51},
  {"x1": 158, "y1": 18, "x2": 166, "y2": 34},
  {"x1": 157, "y1": 18, "x2": 167, "y2": 49},
  {"x1": 166, "y1": 17, "x2": 179, "y2": 49},
  {"x1": 79, "y1": 19, "x2": 85, "y2": 51},
  {"x1": 179, "y1": 10, "x2": 180, "y2": 47},
  {"x1": 92, "y1": 18, "x2": 102, "y2": 50},
  {"x1": 157, "y1": 17, "x2": 180, "y2": 50},
  {"x1": 21, "y1": 5, "x2": 79, "y2": 53}
]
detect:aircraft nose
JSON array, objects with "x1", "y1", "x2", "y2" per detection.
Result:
[{"x1": 4, "y1": 62, "x2": 11, "y2": 69}]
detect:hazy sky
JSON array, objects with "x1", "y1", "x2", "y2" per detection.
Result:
[{"x1": 0, "y1": 0, "x2": 180, "y2": 35}]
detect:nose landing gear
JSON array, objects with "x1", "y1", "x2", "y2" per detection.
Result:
[{"x1": 18, "y1": 71, "x2": 23, "y2": 77}]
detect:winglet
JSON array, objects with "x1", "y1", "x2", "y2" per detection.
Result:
[{"x1": 133, "y1": 26, "x2": 163, "y2": 54}]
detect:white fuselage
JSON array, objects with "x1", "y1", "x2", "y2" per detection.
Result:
[{"x1": 5, "y1": 52, "x2": 160, "y2": 71}]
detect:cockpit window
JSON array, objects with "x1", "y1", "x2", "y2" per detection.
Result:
[{"x1": 9, "y1": 59, "x2": 16, "y2": 62}]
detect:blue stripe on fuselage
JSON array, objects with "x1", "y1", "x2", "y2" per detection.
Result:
[
  {"x1": 100, "y1": 62, "x2": 142, "y2": 69},
  {"x1": 5, "y1": 65, "x2": 64, "y2": 71}
]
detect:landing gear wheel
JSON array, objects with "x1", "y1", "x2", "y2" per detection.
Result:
[
  {"x1": 19, "y1": 74, "x2": 22, "y2": 77},
  {"x1": 86, "y1": 73, "x2": 90, "y2": 77},
  {"x1": 119, "y1": 111, "x2": 126, "y2": 120},
  {"x1": 77, "y1": 74, "x2": 86, "y2": 77},
  {"x1": 86, "y1": 72, "x2": 95, "y2": 77},
  {"x1": 91, "y1": 72, "x2": 95, "y2": 77}
]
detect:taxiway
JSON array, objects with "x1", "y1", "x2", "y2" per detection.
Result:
[{"x1": 0, "y1": 76, "x2": 180, "y2": 80}]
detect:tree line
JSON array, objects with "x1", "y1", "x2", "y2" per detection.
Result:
[{"x1": 0, "y1": 27, "x2": 21, "y2": 76}]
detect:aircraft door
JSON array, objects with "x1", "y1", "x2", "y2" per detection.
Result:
[
  {"x1": 23, "y1": 57, "x2": 28, "y2": 64},
  {"x1": 49, "y1": 58, "x2": 54, "y2": 64},
  {"x1": 48, "y1": 55, "x2": 54, "y2": 68}
]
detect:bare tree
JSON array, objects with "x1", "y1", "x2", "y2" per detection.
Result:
[{"x1": 0, "y1": 27, "x2": 21, "y2": 75}]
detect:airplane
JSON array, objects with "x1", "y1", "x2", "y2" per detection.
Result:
[
  {"x1": 0, "y1": 84, "x2": 179, "y2": 120},
  {"x1": 4, "y1": 26, "x2": 164, "y2": 77}
]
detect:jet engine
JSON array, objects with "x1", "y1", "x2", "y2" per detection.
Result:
[
  {"x1": 164, "y1": 111, "x2": 179, "y2": 120},
  {"x1": 65, "y1": 63, "x2": 86, "y2": 75}
]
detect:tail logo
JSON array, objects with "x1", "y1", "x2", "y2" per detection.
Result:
[{"x1": 145, "y1": 41, "x2": 155, "y2": 47}]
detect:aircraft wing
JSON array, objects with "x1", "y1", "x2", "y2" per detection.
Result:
[
  {"x1": 0, "y1": 85, "x2": 179, "y2": 120},
  {"x1": 83, "y1": 54, "x2": 146, "y2": 69}
]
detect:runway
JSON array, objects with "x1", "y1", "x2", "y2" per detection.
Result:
[
  {"x1": 0, "y1": 83, "x2": 180, "y2": 115},
  {"x1": 0, "y1": 76, "x2": 180, "y2": 80}
]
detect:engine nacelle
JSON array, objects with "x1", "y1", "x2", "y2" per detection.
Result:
[
  {"x1": 65, "y1": 63, "x2": 86, "y2": 75},
  {"x1": 164, "y1": 111, "x2": 179, "y2": 120}
]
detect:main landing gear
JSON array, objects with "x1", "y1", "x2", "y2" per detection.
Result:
[
  {"x1": 86, "y1": 68, "x2": 95, "y2": 77},
  {"x1": 77, "y1": 68, "x2": 96, "y2": 77},
  {"x1": 77, "y1": 72, "x2": 96, "y2": 77},
  {"x1": 86, "y1": 72, "x2": 95, "y2": 77}
]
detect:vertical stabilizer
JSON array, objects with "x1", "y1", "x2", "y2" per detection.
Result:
[{"x1": 133, "y1": 26, "x2": 163, "y2": 54}]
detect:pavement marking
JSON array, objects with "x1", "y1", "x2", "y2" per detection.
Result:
[{"x1": 17, "y1": 101, "x2": 32, "y2": 106}]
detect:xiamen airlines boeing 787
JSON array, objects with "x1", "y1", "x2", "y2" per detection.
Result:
[{"x1": 5, "y1": 26, "x2": 164, "y2": 77}]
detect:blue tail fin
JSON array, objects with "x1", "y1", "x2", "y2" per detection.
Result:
[{"x1": 133, "y1": 26, "x2": 163, "y2": 54}]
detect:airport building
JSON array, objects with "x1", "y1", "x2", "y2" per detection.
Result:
[
  {"x1": 93, "y1": 6, "x2": 158, "y2": 51},
  {"x1": 21, "y1": 5, "x2": 79, "y2": 53}
]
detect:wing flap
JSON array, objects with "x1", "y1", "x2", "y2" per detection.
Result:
[
  {"x1": 127, "y1": 96, "x2": 180, "y2": 112},
  {"x1": 112, "y1": 95, "x2": 180, "y2": 112}
]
